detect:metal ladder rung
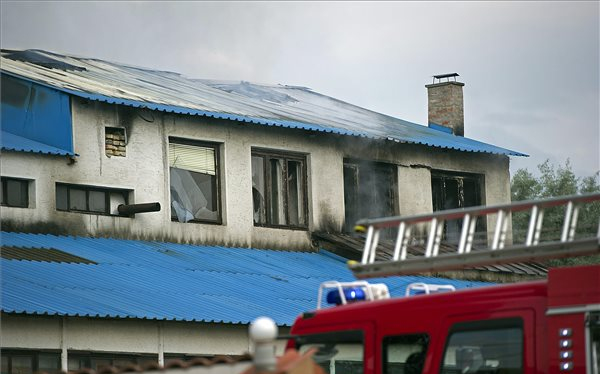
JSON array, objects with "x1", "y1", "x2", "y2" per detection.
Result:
[{"x1": 350, "y1": 193, "x2": 600, "y2": 279}]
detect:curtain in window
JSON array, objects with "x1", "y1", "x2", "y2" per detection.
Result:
[
  {"x1": 269, "y1": 158, "x2": 286, "y2": 225},
  {"x1": 169, "y1": 143, "x2": 218, "y2": 222},
  {"x1": 287, "y1": 160, "x2": 305, "y2": 226},
  {"x1": 252, "y1": 155, "x2": 266, "y2": 224}
]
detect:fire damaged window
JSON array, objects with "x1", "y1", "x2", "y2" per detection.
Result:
[
  {"x1": 251, "y1": 149, "x2": 307, "y2": 229},
  {"x1": 56, "y1": 183, "x2": 130, "y2": 216},
  {"x1": 1, "y1": 177, "x2": 30, "y2": 208},
  {"x1": 343, "y1": 160, "x2": 397, "y2": 233},
  {"x1": 431, "y1": 171, "x2": 484, "y2": 242},
  {"x1": 169, "y1": 138, "x2": 221, "y2": 224}
]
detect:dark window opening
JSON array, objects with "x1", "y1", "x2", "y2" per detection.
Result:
[
  {"x1": 383, "y1": 334, "x2": 429, "y2": 374},
  {"x1": 1, "y1": 350, "x2": 61, "y2": 374},
  {"x1": 440, "y1": 318, "x2": 523, "y2": 374},
  {"x1": 1, "y1": 177, "x2": 30, "y2": 208},
  {"x1": 56, "y1": 183, "x2": 129, "y2": 216},
  {"x1": 431, "y1": 171, "x2": 484, "y2": 243},
  {"x1": 169, "y1": 138, "x2": 221, "y2": 224},
  {"x1": 343, "y1": 159, "x2": 397, "y2": 233},
  {"x1": 252, "y1": 150, "x2": 308, "y2": 229}
]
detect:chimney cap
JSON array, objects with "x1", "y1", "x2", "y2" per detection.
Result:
[{"x1": 432, "y1": 73, "x2": 460, "y2": 83}]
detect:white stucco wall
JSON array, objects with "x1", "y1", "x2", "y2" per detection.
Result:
[
  {"x1": 0, "y1": 98, "x2": 512, "y2": 249},
  {"x1": 1, "y1": 314, "x2": 289, "y2": 358}
]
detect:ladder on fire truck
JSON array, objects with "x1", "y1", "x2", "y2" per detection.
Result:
[{"x1": 349, "y1": 193, "x2": 600, "y2": 279}]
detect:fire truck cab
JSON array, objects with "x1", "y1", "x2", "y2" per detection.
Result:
[
  {"x1": 289, "y1": 264, "x2": 599, "y2": 373},
  {"x1": 287, "y1": 194, "x2": 600, "y2": 373}
]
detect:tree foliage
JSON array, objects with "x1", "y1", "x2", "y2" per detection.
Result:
[{"x1": 510, "y1": 160, "x2": 600, "y2": 266}]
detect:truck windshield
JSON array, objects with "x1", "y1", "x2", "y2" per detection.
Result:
[{"x1": 295, "y1": 330, "x2": 363, "y2": 374}]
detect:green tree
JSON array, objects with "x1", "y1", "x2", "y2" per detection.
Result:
[{"x1": 510, "y1": 160, "x2": 600, "y2": 266}]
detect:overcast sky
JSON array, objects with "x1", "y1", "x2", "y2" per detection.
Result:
[{"x1": 2, "y1": 1, "x2": 598, "y2": 178}]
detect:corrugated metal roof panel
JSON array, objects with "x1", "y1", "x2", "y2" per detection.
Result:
[
  {"x1": 0, "y1": 232, "x2": 490, "y2": 326},
  {"x1": 1, "y1": 130, "x2": 77, "y2": 156},
  {"x1": 0, "y1": 50, "x2": 526, "y2": 157}
]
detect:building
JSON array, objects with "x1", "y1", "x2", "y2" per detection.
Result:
[{"x1": 1, "y1": 50, "x2": 532, "y2": 373}]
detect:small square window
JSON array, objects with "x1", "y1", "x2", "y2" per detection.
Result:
[
  {"x1": 69, "y1": 189, "x2": 87, "y2": 211},
  {"x1": 89, "y1": 190, "x2": 107, "y2": 212},
  {"x1": 1, "y1": 177, "x2": 30, "y2": 208}
]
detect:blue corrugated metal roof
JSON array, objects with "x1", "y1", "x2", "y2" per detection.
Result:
[
  {"x1": 1, "y1": 131, "x2": 76, "y2": 156},
  {"x1": 0, "y1": 50, "x2": 526, "y2": 157},
  {"x1": 0, "y1": 232, "x2": 490, "y2": 326}
]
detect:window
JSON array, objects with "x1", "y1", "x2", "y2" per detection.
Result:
[
  {"x1": 67, "y1": 353, "x2": 156, "y2": 371},
  {"x1": 169, "y1": 138, "x2": 221, "y2": 224},
  {"x1": 383, "y1": 334, "x2": 429, "y2": 374},
  {"x1": 105, "y1": 127, "x2": 127, "y2": 157},
  {"x1": 1, "y1": 350, "x2": 60, "y2": 374},
  {"x1": 431, "y1": 171, "x2": 484, "y2": 243},
  {"x1": 296, "y1": 330, "x2": 363, "y2": 374},
  {"x1": 56, "y1": 183, "x2": 129, "y2": 215},
  {"x1": 252, "y1": 149, "x2": 307, "y2": 228},
  {"x1": 1, "y1": 177, "x2": 30, "y2": 208},
  {"x1": 588, "y1": 312, "x2": 600, "y2": 372},
  {"x1": 440, "y1": 318, "x2": 523, "y2": 374},
  {"x1": 343, "y1": 159, "x2": 397, "y2": 233}
]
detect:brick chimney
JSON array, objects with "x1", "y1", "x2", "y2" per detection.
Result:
[{"x1": 426, "y1": 73, "x2": 464, "y2": 136}]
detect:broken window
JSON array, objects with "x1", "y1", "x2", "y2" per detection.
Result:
[
  {"x1": 431, "y1": 171, "x2": 484, "y2": 242},
  {"x1": 56, "y1": 183, "x2": 130, "y2": 216},
  {"x1": 252, "y1": 149, "x2": 307, "y2": 229},
  {"x1": 1, "y1": 177, "x2": 30, "y2": 208},
  {"x1": 343, "y1": 159, "x2": 397, "y2": 233},
  {"x1": 169, "y1": 138, "x2": 221, "y2": 224}
]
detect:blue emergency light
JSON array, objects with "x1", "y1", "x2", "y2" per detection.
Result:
[{"x1": 326, "y1": 287, "x2": 366, "y2": 305}]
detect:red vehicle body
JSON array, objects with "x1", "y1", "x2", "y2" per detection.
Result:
[{"x1": 288, "y1": 264, "x2": 600, "y2": 374}]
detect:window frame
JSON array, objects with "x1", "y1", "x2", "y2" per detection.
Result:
[
  {"x1": 431, "y1": 170, "x2": 486, "y2": 242},
  {"x1": 55, "y1": 183, "x2": 130, "y2": 216},
  {"x1": 1, "y1": 349, "x2": 61, "y2": 374},
  {"x1": 67, "y1": 351, "x2": 157, "y2": 371},
  {"x1": 294, "y1": 330, "x2": 364, "y2": 374},
  {"x1": 439, "y1": 318, "x2": 524, "y2": 374},
  {"x1": 168, "y1": 137, "x2": 222, "y2": 225},
  {"x1": 251, "y1": 148, "x2": 309, "y2": 230},
  {"x1": 431, "y1": 170, "x2": 485, "y2": 210},
  {"x1": 1, "y1": 176, "x2": 31, "y2": 208},
  {"x1": 382, "y1": 333, "x2": 429, "y2": 374}
]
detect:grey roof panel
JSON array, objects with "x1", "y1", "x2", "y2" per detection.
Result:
[{"x1": 0, "y1": 49, "x2": 526, "y2": 156}]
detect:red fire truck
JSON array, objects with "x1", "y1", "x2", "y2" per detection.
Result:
[{"x1": 287, "y1": 194, "x2": 600, "y2": 374}]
